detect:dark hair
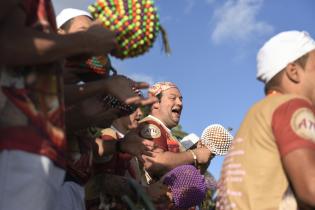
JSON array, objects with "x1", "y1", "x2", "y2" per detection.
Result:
[
  {"x1": 264, "y1": 52, "x2": 310, "y2": 94},
  {"x1": 156, "y1": 92, "x2": 163, "y2": 102}
]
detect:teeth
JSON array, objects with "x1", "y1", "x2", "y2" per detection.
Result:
[{"x1": 172, "y1": 107, "x2": 181, "y2": 114}]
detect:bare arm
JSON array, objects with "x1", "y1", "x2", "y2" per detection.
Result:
[
  {"x1": 143, "y1": 147, "x2": 212, "y2": 176},
  {"x1": 283, "y1": 148, "x2": 315, "y2": 207},
  {"x1": 95, "y1": 130, "x2": 155, "y2": 157},
  {"x1": 0, "y1": 6, "x2": 115, "y2": 66},
  {"x1": 65, "y1": 75, "x2": 156, "y2": 107}
]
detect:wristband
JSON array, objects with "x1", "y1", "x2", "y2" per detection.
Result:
[
  {"x1": 188, "y1": 150, "x2": 198, "y2": 168},
  {"x1": 102, "y1": 94, "x2": 137, "y2": 114}
]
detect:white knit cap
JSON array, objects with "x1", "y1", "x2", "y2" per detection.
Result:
[
  {"x1": 56, "y1": 8, "x2": 93, "y2": 29},
  {"x1": 257, "y1": 31, "x2": 315, "y2": 84}
]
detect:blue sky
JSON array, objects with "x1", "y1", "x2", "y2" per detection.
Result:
[{"x1": 53, "y1": 0, "x2": 315, "y2": 179}]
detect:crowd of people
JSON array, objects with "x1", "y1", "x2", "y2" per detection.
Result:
[{"x1": 0, "y1": 1, "x2": 315, "y2": 210}]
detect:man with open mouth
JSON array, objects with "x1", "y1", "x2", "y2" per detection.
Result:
[{"x1": 138, "y1": 82, "x2": 213, "y2": 185}]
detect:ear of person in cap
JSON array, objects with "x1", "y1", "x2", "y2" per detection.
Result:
[{"x1": 257, "y1": 30, "x2": 315, "y2": 84}]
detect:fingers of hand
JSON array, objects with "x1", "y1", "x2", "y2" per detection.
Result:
[
  {"x1": 142, "y1": 140, "x2": 155, "y2": 149},
  {"x1": 124, "y1": 96, "x2": 141, "y2": 105},
  {"x1": 141, "y1": 150, "x2": 154, "y2": 157},
  {"x1": 134, "y1": 82, "x2": 149, "y2": 89},
  {"x1": 139, "y1": 96, "x2": 158, "y2": 106}
]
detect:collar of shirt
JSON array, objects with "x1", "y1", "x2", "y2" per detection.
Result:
[{"x1": 147, "y1": 115, "x2": 171, "y2": 134}]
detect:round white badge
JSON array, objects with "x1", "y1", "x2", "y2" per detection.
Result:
[
  {"x1": 140, "y1": 124, "x2": 161, "y2": 139},
  {"x1": 290, "y1": 107, "x2": 315, "y2": 142}
]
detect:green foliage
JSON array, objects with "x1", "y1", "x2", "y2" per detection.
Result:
[{"x1": 171, "y1": 124, "x2": 188, "y2": 140}]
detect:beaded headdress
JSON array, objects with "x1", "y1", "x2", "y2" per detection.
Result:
[
  {"x1": 163, "y1": 165, "x2": 206, "y2": 208},
  {"x1": 148, "y1": 81, "x2": 178, "y2": 97},
  {"x1": 88, "y1": 0, "x2": 170, "y2": 59}
]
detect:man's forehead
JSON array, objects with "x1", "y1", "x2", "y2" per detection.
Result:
[{"x1": 163, "y1": 87, "x2": 182, "y2": 96}]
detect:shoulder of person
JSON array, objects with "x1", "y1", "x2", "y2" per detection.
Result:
[
  {"x1": 268, "y1": 93, "x2": 311, "y2": 105},
  {"x1": 139, "y1": 119, "x2": 164, "y2": 139},
  {"x1": 249, "y1": 93, "x2": 312, "y2": 116},
  {"x1": 100, "y1": 128, "x2": 118, "y2": 140}
]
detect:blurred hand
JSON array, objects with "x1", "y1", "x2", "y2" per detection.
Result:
[
  {"x1": 84, "y1": 20, "x2": 116, "y2": 55},
  {"x1": 193, "y1": 147, "x2": 212, "y2": 164},
  {"x1": 103, "y1": 75, "x2": 157, "y2": 107},
  {"x1": 68, "y1": 151, "x2": 93, "y2": 184},
  {"x1": 141, "y1": 149, "x2": 166, "y2": 175},
  {"x1": 146, "y1": 181, "x2": 169, "y2": 202},
  {"x1": 120, "y1": 130, "x2": 156, "y2": 157}
]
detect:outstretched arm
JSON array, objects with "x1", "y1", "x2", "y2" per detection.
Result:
[
  {"x1": 64, "y1": 75, "x2": 156, "y2": 106},
  {"x1": 282, "y1": 149, "x2": 315, "y2": 207},
  {"x1": 0, "y1": 6, "x2": 115, "y2": 66},
  {"x1": 142, "y1": 147, "x2": 212, "y2": 177},
  {"x1": 95, "y1": 129, "x2": 156, "y2": 158}
]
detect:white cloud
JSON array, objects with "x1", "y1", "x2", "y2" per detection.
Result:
[
  {"x1": 127, "y1": 73, "x2": 155, "y2": 85},
  {"x1": 211, "y1": 0, "x2": 273, "y2": 44},
  {"x1": 184, "y1": 0, "x2": 196, "y2": 14}
]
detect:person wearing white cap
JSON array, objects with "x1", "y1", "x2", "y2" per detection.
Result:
[
  {"x1": 55, "y1": 8, "x2": 157, "y2": 127},
  {"x1": 217, "y1": 30, "x2": 315, "y2": 210},
  {"x1": 57, "y1": 8, "x2": 93, "y2": 30},
  {"x1": 53, "y1": 8, "x2": 158, "y2": 210}
]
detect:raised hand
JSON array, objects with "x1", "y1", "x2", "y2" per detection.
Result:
[
  {"x1": 103, "y1": 75, "x2": 157, "y2": 107},
  {"x1": 120, "y1": 129, "x2": 156, "y2": 157},
  {"x1": 193, "y1": 147, "x2": 213, "y2": 164},
  {"x1": 83, "y1": 20, "x2": 117, "y2": 55}
]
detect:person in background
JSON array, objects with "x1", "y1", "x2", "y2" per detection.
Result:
[
  {"x1": 54, "y1": 8, "x2": 157, "y2": 210},
  {"x1": 139, "y1": 82, "x2": 212, "y2": 183},
  {"x1": 85, "y1": 107, "x2": 144, "y2": 210},
  {"x1": 217, "y1": 31, "x2": 315, "y2": 210}
]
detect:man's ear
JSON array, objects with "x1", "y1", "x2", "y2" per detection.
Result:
[
  {"x1": 285, "y1": 63, "x2": 302, "y2": 83},
  {"x1": 152, "y1": 101, "x2": 160, "y2": 110}
]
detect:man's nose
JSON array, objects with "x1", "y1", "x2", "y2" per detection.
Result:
[{"x1": 176, "y1": 97, "x2": 183, "y2": 106}]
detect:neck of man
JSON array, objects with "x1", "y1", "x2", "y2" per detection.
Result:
[{"x1": 150, "y1": 113, "x2": 174, "y2": 130}]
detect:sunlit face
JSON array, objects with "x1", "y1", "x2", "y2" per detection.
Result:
[
  {"x1": 299, "y1": 50, "x2": 315, "y2": 105},
  {"x1": 62, "y1": 15, "x2": 92, "y2": 33},
  {"x1": 154, "y1": 88, "x2": 183, "y2": 129}
]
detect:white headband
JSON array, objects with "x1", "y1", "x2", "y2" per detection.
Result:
[
  {"x1": 257, "y1": 31, "x2": 315, "y2": 84},
  {"x1": 56, "y1": 8, "x2": 93, "y2": 29}
]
